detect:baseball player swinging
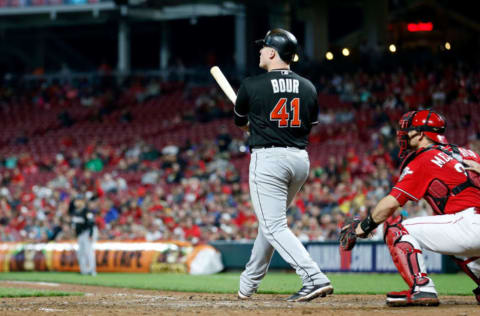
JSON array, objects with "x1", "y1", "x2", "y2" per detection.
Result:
[
  {"x1": 234, "y1": 29, "x2": 332, "y2": 302},
  {"x1": 340, "y1": 110, "x2": 480, "y2": 306}
]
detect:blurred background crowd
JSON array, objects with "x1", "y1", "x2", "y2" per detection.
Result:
[{"x1": 0, "y1": 58, "x2": 478, "y2": 245}]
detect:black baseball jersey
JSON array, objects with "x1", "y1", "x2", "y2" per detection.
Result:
[
  {"x1": 69, "y1": 199, "x2": 96, "y2": 237},
  {"x1": 234, "y1": 69, "x2": 319, "y2": 148}
]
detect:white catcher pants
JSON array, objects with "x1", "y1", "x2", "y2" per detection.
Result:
[
  {"x1": 239, "y1": 147, "x2": 329, "y2": 296},
  {"x1": 404, "y1": 207, "x2": 480, "y2": 283}
]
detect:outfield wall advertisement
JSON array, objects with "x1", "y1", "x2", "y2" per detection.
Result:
[
  {"x1": 0, "y1": 241, "x2": 446, "y2": 274},
  {"x1": 211, "y1": 241, "x2": 445, "y2": 273},
  {"x1": 308, "y1": 243, "x2": 443, "y2": 273},
  {"x1": 0, "y1": 242, "x2": 223, "y2": 275}
]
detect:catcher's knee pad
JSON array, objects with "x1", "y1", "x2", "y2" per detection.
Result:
[
  {"x1": 384, "y1": 216, "x2": 428, "y2": 288},
  {"x1": 383, "y1": 215, "x2": 407, "y2": 245}
]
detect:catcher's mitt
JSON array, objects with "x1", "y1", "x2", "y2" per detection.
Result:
[{"x1": 339, "y1": 219, "x2": 361, "y2": 251}]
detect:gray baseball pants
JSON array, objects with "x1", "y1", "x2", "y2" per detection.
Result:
[
  {"x1": 78, "y1": 227, "x2": 98, "y2": 275},
  {"x1": 239, "y1": 147, "x2": 329, "y2": 296}
]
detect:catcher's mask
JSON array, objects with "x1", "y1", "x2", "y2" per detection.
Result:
[{"x1": 397, "y1": 110, "x2": 448, "y2": 159}]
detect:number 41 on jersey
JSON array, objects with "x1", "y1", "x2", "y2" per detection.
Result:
[{"x1": 270, "y1": 98, "x2": 301, "y2": 128}]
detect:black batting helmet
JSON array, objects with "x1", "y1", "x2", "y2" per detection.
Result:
[{"x1": 255, "y1": 28, "x2": 299, "y2": 63}]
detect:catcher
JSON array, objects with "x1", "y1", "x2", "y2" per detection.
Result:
[{"x1": 340, "y1": 110, "x2": 480, "y2": 307}]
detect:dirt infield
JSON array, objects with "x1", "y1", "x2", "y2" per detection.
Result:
[{"x1": 0, "y1": 281, "x2": 479, "y2": 315}]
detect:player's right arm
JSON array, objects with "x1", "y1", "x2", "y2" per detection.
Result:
[
  {"x1": 354, "y1": 195, "x2": 400, "y2": 236},
  {"x1": 355, "y1": 158, "x2": 428, "y2": 236}
]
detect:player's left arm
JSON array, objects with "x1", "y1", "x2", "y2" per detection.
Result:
[
  {"x1": 453, "y1": 144, "x2": 480, "y2": 179},
  {"x1": 234, "y1": 83, "x2": 249, "y2": 129},
  {"x1": 463, "y1": 148, "x2": 480, "y2": 173},
  {"x1": 464, "y1": 159, "x2": 480, "y2": 174},
  {"x1": 354, "y1": 195, "x2": 400, "y2": 236}
]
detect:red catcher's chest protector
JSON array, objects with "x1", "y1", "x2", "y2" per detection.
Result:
[
  {"x1": 400, "y1": 145, "x2": 480, "y2": 215},
  {"x1": 424, "y1": 178, "x2": 451, "y2": 215}
]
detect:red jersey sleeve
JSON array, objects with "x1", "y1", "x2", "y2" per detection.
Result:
[
  {"x1": 389, "y1": 158, "x2": 430, "y2": 206},
  {"x1": 460, "y1": 147, "x2": 480, "y2": 164}
]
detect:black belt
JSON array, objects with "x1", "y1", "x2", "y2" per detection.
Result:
[{"x1": 250, "y1": 144, "x2": 305, "y2": 151}]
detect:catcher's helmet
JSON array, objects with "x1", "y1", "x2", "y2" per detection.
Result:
[
  {"x1": 397, "y1": 110, "x2": 448, "y2": 158},
  {"x1": 255, "y1": 28, "x2": 299, "y2": 63}
]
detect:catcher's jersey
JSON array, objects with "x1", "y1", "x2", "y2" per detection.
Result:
[
  {"x1": 234, "y1": 69, "x2": 319, "y2": 148},
  {"x1": 390, "y1": 145, "x2": 480, "y2": 214}
]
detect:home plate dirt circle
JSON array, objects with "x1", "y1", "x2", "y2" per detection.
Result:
[{"x1": 0, "y1": 281, "x2": 478, "y2": 315}]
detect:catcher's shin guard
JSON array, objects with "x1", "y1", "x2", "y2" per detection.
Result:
[
  {"x1": 451, "y1": 256, "x2": 480, "y2": 304},
  {"x1": 384, "y1": 216, "x2": 430, "y2": 288}
]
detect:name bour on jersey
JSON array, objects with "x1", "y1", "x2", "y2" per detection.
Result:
[{"x1": 271, "y1": 79, "x2": 299, "y2": 94}]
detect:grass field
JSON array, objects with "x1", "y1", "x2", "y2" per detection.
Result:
[
  {"x1": 0, "y1": 272, "x2": 474, "y2": 296},
  {"x1": 0, "y1": 286, "x2": 83, "y2": 298}
]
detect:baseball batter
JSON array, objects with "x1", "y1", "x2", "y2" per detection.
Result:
[
  {"x1": 340, "y1": 110, "x2": 480, "y2": 306},
  {"x1": 234, "y1": 29, "x2": 332, "y2": 302}
]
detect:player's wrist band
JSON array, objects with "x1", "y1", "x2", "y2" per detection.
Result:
[{"x1": 360, "y1": 213, "x2": 379, "y2": 235}]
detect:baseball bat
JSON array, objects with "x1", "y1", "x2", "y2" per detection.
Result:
[{"x1": 210, "y1": 66, "x2": 237, "y2": 104}]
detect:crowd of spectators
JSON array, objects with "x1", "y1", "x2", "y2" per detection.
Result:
[
  {"x1": 0, "y1": 61, "x2": 479, "y2": 245},
  {"x1": 314, "y1": 62, "x2": 479, "y2": 124}
]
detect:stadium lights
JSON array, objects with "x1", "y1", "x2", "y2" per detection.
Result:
[
  {"x1": 326, "y1": 51, "x2": 334, "y2": 60},
  {"x1": 445, "y1": 42, "x2": 451, "y2": 50},
  {"x1": 342, "y1": 48, "x2": 350, "y2": 56},
  {"x1": 389, "y1": 44, "x2": 397, "y2": 53}
]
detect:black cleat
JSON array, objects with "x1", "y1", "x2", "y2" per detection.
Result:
[{"x1": 286, "y1": 282, "x2": 333, "y2": 302}]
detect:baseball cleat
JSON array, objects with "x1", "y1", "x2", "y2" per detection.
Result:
[
  {"x1": 286, "y1": 282, "x2": 333, "y2": 302},
  {"x1": 237, "y1": 290, "x2": 251, "y2": 300},
  {"x1": 473, "y1": 286, "x2": 480, "y2": 304},
  {"x1": 386, "y1": 289, "x2": 439, "y2": 307}
]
